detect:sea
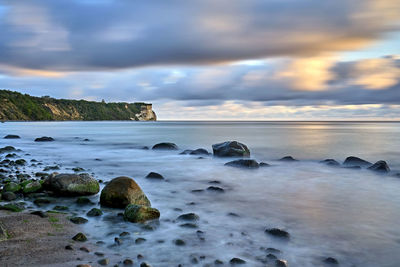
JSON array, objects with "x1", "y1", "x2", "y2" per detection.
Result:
[{"x1": 1, "y1": 121, "x2": 400, "y2": 267}]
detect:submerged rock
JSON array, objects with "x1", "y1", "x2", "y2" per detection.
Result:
[
  {"x1": 70, "y1": 217, "x2": 88, "y2": 224},
  {"x1": 323, "y1": 257, "x2": 339, "y2": 265},
  {"x1": 320, "y1": 159, "x2": 340, "y2": 166},
  {"x1": 189, "y1": 148, "x2": 210, "y2": 155},
  {"x1": 145, "y1": 172, "x2": 164, "y2": 180},
  {"x1": 177, "y1": 213, "x2": 199, "y2": 221},
  {"x1": 368, "y1": 160, "x2": 390, "y2": 173},
  {"x1": 100, "y1": 176, "x2": 150, "y2": 208},
  {"x1": 124, "y1": 204, "x2": 160, "y2": 223},
  {"x1": 225, "y1": 159, "x2": 259, "y2": 169},
  {"x1": 212, "y1": 141, "x2": 250, "y2": 157},
  {"x1": 152, "y1": 142, "x2": 178, "y2": 150},
  {"x1": 0, "y1": 146, "x2": 16, "y2": 153},
  {"x1": 206, "y1": 186, "x2": 224, "y2": 193},
  {"x1": 44, "y1": 173, "x2": 100, "y2": 196},
  {"x1": 2, "y1": 192, "x2": 16, "y2": 201},
  {"x1": 259, "y1": 162, "x2": 270, "y2": 167},
  {"x1": 279, "y1": 156, "x2": 297, "y2": 162},
  {"x1": 72, "y1": 232, "x2": 87, "y2": 242},
  {"x1": 343, "y1": 156, "x2": 371, "y2": 167},
  {"x1": 265, "y1": 228, "x2": 290, "y2": 239},
  {"x1": 4, "y1": 135, "x2": 20, "y2": 139},
  {"x1": 275, "y1": 259, "x2": 288, "y2": 267},
  {"x1": 34, "y1": 136, "x2": 54, "y2": 142},
  {"x1": 229, "y1": 258, "x2": 246, "y2": 264},
  {"x1": 87, "y1": 208, "x2": 103, "y2": 217}
]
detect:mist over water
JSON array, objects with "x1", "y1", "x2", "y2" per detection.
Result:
[{"x1": 1, "y1": 121, "x2": 400, "y2": 266}]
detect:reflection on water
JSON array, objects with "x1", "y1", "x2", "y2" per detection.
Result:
[{"x1": 1, "y1": 121, "x2": 400, "y2": 266}]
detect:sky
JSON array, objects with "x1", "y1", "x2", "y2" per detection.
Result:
[{"x1": 0, "y1": 0, "x2": 399, "y2": 120}]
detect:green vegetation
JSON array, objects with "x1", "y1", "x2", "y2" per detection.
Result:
[{"x1": 0, "y1": 89, "x2": 151, "y2": 121}]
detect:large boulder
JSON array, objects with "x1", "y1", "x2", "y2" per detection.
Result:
[
  {"x1": 100, "y1": 176, "x2": 150, "y2": 208},
  {"x1": 124, "y1": 204, "x2": 160, "y2": 223},
  {"x1": 44, "y1": 173, "x2": 100, "y2": 196},
  {"x1": 152, "y1": 142, "x2": 178, "y2": 150},
  {"x1": 212, "y1": 141, "x2": 250, "y2": 157},
  {"x1": 2, "y1": 182, "x2": 21, "y2": 193},
  {"x1": 225, "y1": 159, "x2": 259, "y2": 169},
  {"x1": 343, "y1": 156, "x2": 371, "y2": 167},
  {"x1": 368, "y1": 160, "x2": 390, "y2": 173}
]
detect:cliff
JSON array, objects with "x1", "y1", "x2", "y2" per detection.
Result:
[{"x1": 0, "y1": 90, "x2": 156, "y2": 121}]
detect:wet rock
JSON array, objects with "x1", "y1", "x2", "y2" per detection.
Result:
[
  {"x1": 343, "y1": 156, "x2": 371, "y2": 167},
  {"x1": 227, "y1": 212, "x2": 240, "y2": 217},
  {"x1": 177, "y1": 213, "x2": 199, "y2": 221},
  {"x1": 320, "y1": 159, "x2": 340, "y2": 166},
  {"x1": 206, "y1": 186, "x2": 224, "y2": 193},
  {"x1": 15, "y1": 159, "x2": 26, "y2": 166},
  {"x1": 259, "y1": 162, "x2": 270, "y2": 167},
  {"x1": 229, "y1": 258, "x2": 246, "y2": 264},
  {"x1": 266, "y1": 248, "x2": 281, "y2": 254},
  {"x1": 0, "y1": 146, "x2": 16, "y2": 153},
  {"x1": 140, "y1": 263, "x2": 151, "y2": 267},
  {"x1": 2, "y1": 191, "x2": 16, "y2": 201},
  {"x1": 225, "y1": 159, "x2": 259, "y2": 169},
  {"x1": 3, "y1": 182, "x2": 21, "y2": 193},
  {"x1": 174, "y1": 239, "x2": 185, "y2": 246},
  {"x1": 87, "y1": 208, "x2": 103, "y2": 217},
  {"x1": 123, "y1": 259, "x2": 134, "y2": 265},
  {"x1": 124, "y1": 204, "x2": 160, "y2": 223},
  {"x1": 100, "y1": 176, "x2": 151, "y2": 208},
  {"x1": 212, "y1": 141, "x2": 250, "y2": 157},
  {"x1": 368, "y1": 160, "x2": 390, "y2": 173},
  {"x1": 191, "y1": 189, "x2": 204, "y2": 193},
  {"x1": 98, "y1": 258, "x2": 109, "y2": 266},
  {"x1": 95, "y1": 252, "x2": 105, "y2": 257},
  {"x1": 23, "y1": 181, "x2": 42, "y2": 194},
  {"x1": 135, "y1": 237, "x2": 146, "y2": 244},
  {"x1": 0, "y1": 203, "x2": 25, "y2": 212},
  {"x1": 77, "y1": 265, "x2": 91, "y2": 267},
  {"x1": 180, "y1": 149, "x2": 193, "y2": 155},
  {"x1": 189, "y1": 148, "x2": 210, "y2": 155},
  {"x1": 44, "y1": 173, "x2": 100, "y2": 196},
  {"x1": 76, "y1": 197, "x2": 93, "y2": 205},
  {"x1": 179, "y1": 223, "x2": 197, "y2": 228},
  {"x1": 267, "y1": 254, "x2": 277, "y2": 260},
  {"x1": 33, "y1": 197, "x2": 52, "y2": 206},
  {"x1": 65, "y1": 245, "x2": 73, "y2": 250},
  {"x1": 152, "y1": 142, "x2": 178, "y2": 150},
  {"x1": 53, "y1": 205, "x2": 69, "y2": 211},
  {"x1": 70, "y1": 217, "x2": 88, "y2": 224},
  {"x1": 43, "y1": 165, "x2": 60, "y2": 171},
  {"x1": 145, "y1": 172, "x2": 164, "y2": 180},
  {"x1": 265, "y1": 228, "x2": 290, "y2": 239},
  {"x1": 80, "y1": 247, "x2": 90, "y2": 253},
  {"x1": 279, "y1": 156, "x2": 297, "y2": 162},
  {"x1": 72, "y1": 232, "x2": 87, "y2": 242},
  {"x1": 323, "y1": 257, "x2": 339, "y2": 265},
  {"x1": 4, "y1": 135, "x2": 20, "y2": 139},
  {"x1": 275, "y1": 259, "x2": 288, "y2": 267},
  {"x1": 215, "y1": 260, "x2": 224, "y2": 265},
  {"x1": 72, "y1": 167, "x2": 85, "y2": 172},
  {"x1": 30, "y1": 210, "x2": 48, "y2": 218},
  {"x1": 34, "y1": 136, "x2": 54, "y2": 142},
  {"x1": 119, "y1": 231, "x2": 130, "y2": 237}
]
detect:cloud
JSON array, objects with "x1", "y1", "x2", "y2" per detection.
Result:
[{"x1": 0, "y1": 0, "x2": 399, "y2": 71}]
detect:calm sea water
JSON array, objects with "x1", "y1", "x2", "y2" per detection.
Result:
[{"x1": 1, "y1": 121, "x2": 400, "y2": 266}]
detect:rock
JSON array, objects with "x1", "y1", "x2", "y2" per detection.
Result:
[
  {"x1": 54, "y1": 205, "x2": 69, "y2": 211},
  {"x1": 265, "y1": 228, "x2": 290, "y2": 239},
  {"x1": 177, "y1": 213, "x2": 199, "y2": 221},
  {"x1": 189, "y1": 148, "x2": 209, "y2": 155},
  {"x1": 0, "y1": 203, "x2": 24, "y2": 212},
  {"x1": 100, "y1": 176, "x2": 151, "y2": 208},
  {"x1": 124, "y1": 204, "x2": 160, "y2": 223},
  {"x1": 72, "y1": 232, "x2": 87, "y2": 242},
  {"x1": 206, "y1": 186, "x2": 224, "y2": 193},
  {"x1": 3, "y1": 182, "x2": 21, "y2": 193},
  {"x1": 368, "y1": 160, "x2": 390, "y2": 173},
  {"x1": 212, "y1": 141, "x2": 250, "y2": 157},
  {"x1": 23, "y1": 181, "x2": 42, "y2": 194},
  {"x1": 80, "y1": 247, "x2": 90, "y2": 253},
  {"x1": 0, "y1": 146, "x2": 16, "y2": 153},
  {"x1": 174, "y1": 239, "x2": 185, "y2": 246},
  {"x1": 87, "y1": 208, "x2": 103, "y2": 217},
  {"x1": 343, "y1": 156, "x2": 371, "y2": 167},
  {"x1": 229, "y1": 258, "x2": 246, "y2": 264},
  {"x1": 225, "y1": 159, "x2": 259, "y2": 169},
  {"x1": 145, "y1": 172, "x2": 164, "y2": 180},
  {"x1": 77, "y1": 265, "x2": 91, "y2": 267},
  {"x1": 35, "y1": 136, "x2": 54, "y2": 142},
  {"x1": 33, "y1": 197, "x2": 52, "y2": 206},
  {"x1": 140, "y1": 263, "x2": 151, "y2": 267},
  {"x1": 30, "y1": 211, "x2": 48, "y2": 218},
  {"x1": 275, "y1": 260, "x2": 288, "y2": 267},
  {"x1": 135, "y1": 237, "x2": 146, "y2": 244},
  {"x1": 179, "y1": 223, "x2": 197, "y2": 228},
  {"x1": 320, "y1": 159, "x2": 340, "y2": 166},
  {"x1": 323, "y1": 257, "x2": 339, "y2": 264},
  {"x1": 44, "y1": 173, "x2": 100, "y2": 196},
  {"x1": 76, "y1": 197, "x2": 93, "y2": 205},
  {"x1": 2, "y1": 191, "x2": 16, "y2": 201},
  {"x1": 98, "y1": 258, "x2": 109, "y2": 266},
  {"x1": 279, "y1": 156, "x2": 297, "y2": 162},
  {"x1": 259, "y1": 162, "x2": 270, "y2": 167},
  {"x1": 15, "y1": 159, "x2": 26, "y2": 165},
  {"x1": 94, "y1": 252, "x2": 104, "y2": 256},
  {"x1": 4, "y1": 135, "x2": 20, "y2": 139},
  {"x1": 123, "y1": 259, "x2": 134, "y2": 265},
  {"x1": 70, "y1": 217, "x2": 88, "y2": 224},
  {"x1": 65, "y1": 245, "x2": 73, "y2": 250},
  {"x1": 180, "y1": 149, "x2": 193, "y2": 155},
  {"x1": 152, "y1": 142, "x2": 178, "y2": 150}
]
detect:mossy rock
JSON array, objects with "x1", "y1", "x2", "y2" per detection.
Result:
[
  {"x1": 0, "y1": 203, "x2": 25, "y2": 212},
  {"x1": 124, "y1": 204, "x2": 160, "y2": 223},
  {"x1": 23, "y1": 181, "x2": 42, "y2": 194},
  {"x1": 3, "y1": 182, "x2": 21, "y2": 193},
  {"x1": 100, "y1": 176, "x2": 150, "y2": 208},
  {"x1": 69, "y1": 216, "x2": 88, "y2": 224},
  {"x1": 15, "y1": 159, "x2": 27, "y2": 166},
  {"x1": 43, "y1": 173, "x2": 100, "y2": 196},
  {"x1": 87, "y1": 208, "x2": 103, "y2": 217},
  {"x1": 72, "y1": 232, "x2": 87, "y2": 241}
]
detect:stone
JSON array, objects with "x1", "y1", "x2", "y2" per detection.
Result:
[
  {"x1": 320, "y1": 159, "x2": 340, "y2": 166},
  {"x1": 174, "y1": 239, "x2": 185, "y2": 246},
  {"x1": 4, "y1": 135, "x2": 20, "y2": 139},
  {"x1": 206, "y1": 186, "x2": 224, "y2": 193},
  {"x1": 225, "y1": 159, "x2": 259, "y2": 169},
  {"x1": 65, "y1": 245, "x2": 73, "y2": 250},
  {"x1": 343, "y1": 156, "x2": 371, "y2": 167},
  {"x1": 177, "y1": 213, "x2": 199, "y2": 221},
  {"x1": 152, "y1": 142, "x2": 178, "y2": 150},
  {"x1": 70, "y1": 217, "x2": 88, "y2": 224},
  {"x1": 0, "y1": 203, "x2": 24, "y2": 212},
  {"x1": 87, "y1": 208, "x2": 103, "y2": 217},
  {"x1": 72, "y1": 232, "x2": 87, "y2": 242},
  {"x1": 44, "y1": 173, "x2": 100, "y2": 196},
  {"x1": 368, "y1": 160, "x2": 390, "y2": 173},
  {"x1": 259, "y1": 162, "x2": 270, "y2": 167},
  {"x1": 123, "y1": 259, "x2": 134, "y2": 265},
  {"x1": 33, "y1": 197, "x2": 52, "y2": 206},
  {"x1": 79, "y1": 247, "x2": 90, "y2": 253},
  {"x1": 145, "y1": 172, "x2": 164, "y2": 180},
  {"x1": 323, "y1": 257, "x2": 339, "y2": 264},
  {"x1": 0, "y1": 146, "x2": 16, "y2": 153},
  {"x1": 23, "y1": 181, "x2": 42, "y2": 194},
  {"x1": 279, "y1": 156, "x2": 297, "y2": 162},
  {"x1": 2, "y1": 191, "x2": 16, "y2": 201},
  {"x1": 3, "y1": 182, "x2": 21, "y2": 193},
  {"x1": 265, "y1": 228, "x2": 290, "y2": 239},
  {"x1": 275, "y1": 260, "x2": 288, "y2": 267},
  {"x1": 212, "y1": 141, "x2": 250, "y2": 157},
  {"x1": 229, "y1": 258, "x2": 246, "y2": 264},
  {"x1": 15, "y1": 159, "x2": 26, "y2": 165},
  {"x1": 34, "y1": 136, "x2": 54, "y2": 142},
  {"x1": 98, "y1": 258, "x2": 109, "y2": 266},
  {"x1": 124, "y1": 204, "x2": 160, "y2": 223},
  {"x1": 30, "y1": 211, "x2": 48, "y2": 218},
  {"x1": 76, "y1": 197, "x2": 93, "y2": 205},
  {"x1": 100, "y1": 176, "x2": 150, "y2": 208},
  {"x1": 189, "y1": 148, "x2": 209, "y2": 155}
]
